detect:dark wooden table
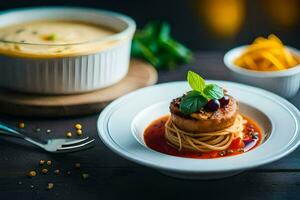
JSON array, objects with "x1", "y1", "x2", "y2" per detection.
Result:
[{"x1": 1, "y1": 52, "x2": 300, "y2": 200}]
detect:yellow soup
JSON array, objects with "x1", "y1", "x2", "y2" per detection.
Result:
[{"x1": 0, "y1": 20, "x2": 120, "y2": 58}]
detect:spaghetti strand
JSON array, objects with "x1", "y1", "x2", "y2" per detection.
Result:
[{"x1": 165, "y1": 114, "x2": 245, "y2": 152}]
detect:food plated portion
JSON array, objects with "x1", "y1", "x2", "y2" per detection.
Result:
[
  {"x1": 98, "y1": 79, "x2": 300, "y2": 179},
  {"x1": 144, "y1": 71, "x2": 263, "y2": 159},
  {"x1": 0, "y1": 7, "x2": 136, "y2": 94},
  {"x1": 235, "y1": 34, "x2": 300, "y2": 71},
  {"x1": 224, "y1": 35, "x2": 300, "y2": 98}
]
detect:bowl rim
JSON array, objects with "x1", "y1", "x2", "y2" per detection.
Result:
[
  {"x1": 0, "y1": 6, "x2": 136, "y2": 46},
  {"x1": 224, "y1": 45, "x2": 300, "y2": 77}
]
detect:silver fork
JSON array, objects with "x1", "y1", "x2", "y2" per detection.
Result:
[{"x1": 0, "y1": 122, "x2": 95, "y2": 153}]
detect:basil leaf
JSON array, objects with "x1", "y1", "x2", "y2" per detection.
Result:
[
  {"x1": 203, "y1": 84, "x2": 224, "y2": 99},
  {"x1": 132, "y1": 40, "x2": 161, "y2": 67},
  {"x1": 143, "y1": 22, "x2": 159, "y2": 38},
  {"x1": 131, "y1": 22, "x2": 193, "y2": 70},
  {"x1": 179, "y1": 91, "x2": 208, "y2": 115},
  {"x1": 187, "y1": 71, "x2": 205, "y2": 92},
  {"x1": 158, "y1": 22, "x2": 171, "y2": 42}
]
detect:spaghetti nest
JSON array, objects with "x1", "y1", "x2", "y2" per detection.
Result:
[{"x1": 165, "y1": 114, "x2": 246, "y2": 152}]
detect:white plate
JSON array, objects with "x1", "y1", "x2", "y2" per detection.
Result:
[{"x1": 97, "y1": 81, "x2": 300, "y2": 179}]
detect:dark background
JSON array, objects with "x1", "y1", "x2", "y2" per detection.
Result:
[
  {"x1": 1, "y1": 0, "x2": 299, "y2": 51},
  {"x1": 0, "y1": 1, "x2": 300, "y2": 199}
]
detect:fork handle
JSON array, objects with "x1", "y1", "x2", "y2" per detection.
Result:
[
  {"x1": 0, "y1": 122, "x2": 45, "y2": 148},
  {"x1": 0, "y1": 122, "x2": 25, "y2": 139}
]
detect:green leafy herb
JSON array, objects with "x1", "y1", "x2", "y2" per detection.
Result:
[
  {"x1": 187, "y1": 71, "x2": 205, "y2": 92},
  {"x1": 131, "y1": 22, "x2": 193, "y2": 70},
  {"x1": 43, "y1": 34, "x2": 57, "y2": 41},
  {"x1": 132, "y1": 40, "x2": 160, "y2": 66},
  {"x1": 179, "y1": 91, "x2": 208, "y2": 115},
  {"x1": 179, "y1": 71, "x2": 224, "y2": 114},
  {"x1": 203, "y1": 84, "x2": 224, "y2": 99}
]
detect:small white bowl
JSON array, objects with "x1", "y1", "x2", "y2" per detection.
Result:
[
  {"x1": 0, "y1": 7, "x2": 136, "y2": 94},
  {"x1": 224, "y1": 45, "x2": 300, "y2": 98}
]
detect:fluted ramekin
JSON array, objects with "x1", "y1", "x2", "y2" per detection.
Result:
[
  {"x1": 0, "y1": 7, "x2": 136, "y2": 94},
  {"x1": 224, "y1": 46, "x2": 300, "y2": 98}
]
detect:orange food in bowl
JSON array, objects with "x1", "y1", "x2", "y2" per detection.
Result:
[{"x1": 235, "y1": 34, "x2": 300, "y2": 71}]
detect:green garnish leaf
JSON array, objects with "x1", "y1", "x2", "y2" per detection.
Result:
[
  {"x1": 179, "y1": 71, "x2": 225, "y2": 114},
  {"x1": 203, "y1": 84, "x2": 224, "y2": 100},
  {"x1": 179, "y1": 91, "x2": 208, "y2": 115},
  {"x1": 187, "y1": 70, "x2": 205, "y2": 92},
  {"x1": 43, "y1": 34, "x2": 57, "y2": 41},
  {"x1": 158, "y1": 23, "x2": 170, "y2": 42},
  {"x1": 131, "y1": 21, "x2": 193, "y2": 70},
  {"x1": 132, "y1": 40, "x2": 160, "y2": 67}
]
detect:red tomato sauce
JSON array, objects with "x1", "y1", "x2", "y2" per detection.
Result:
[{"x1": 144, "y1": 115, "x2": 263, "y2": 159}]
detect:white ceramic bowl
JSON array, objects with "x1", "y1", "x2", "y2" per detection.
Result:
[
  {"x1": 97, "y1": 81, "x2": 300, "y2": 179},
  {"x1": 224, "y1": 46, "x2": 300, "y2": 98},
  {"x1": 0, "y1": 7, "x2": 136, "y2": 94}
]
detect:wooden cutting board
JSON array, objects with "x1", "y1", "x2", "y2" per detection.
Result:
[{"x1": 0, "y1": 59, "x2": 158, "y2": 117}]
